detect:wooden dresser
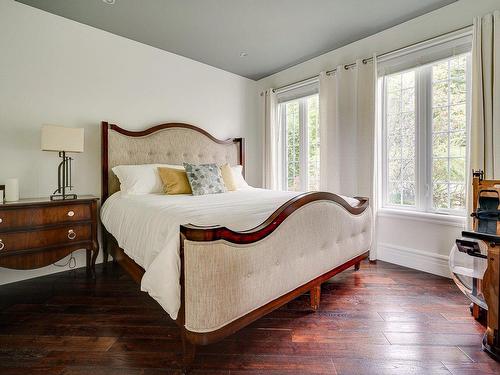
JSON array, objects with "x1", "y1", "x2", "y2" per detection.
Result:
[{"x1": 0, "y1": 196, "x2": 99, "y2": 275}]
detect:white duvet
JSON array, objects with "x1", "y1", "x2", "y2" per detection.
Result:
[{"x1": 100, "y1": 187, "x2": 359, "y2": 319}]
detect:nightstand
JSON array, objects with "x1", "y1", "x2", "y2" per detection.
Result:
[{"x1": 0, "y1": 196, "x2": 99, "y2": 276}]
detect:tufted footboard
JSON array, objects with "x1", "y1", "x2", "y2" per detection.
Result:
[{"x1": 179, "y1": 192, "x2": 372, "y2": 345}]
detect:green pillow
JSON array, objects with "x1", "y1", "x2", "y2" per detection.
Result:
[{"x1": 183, "y1": 163, "x2": 227, "y2": 196}]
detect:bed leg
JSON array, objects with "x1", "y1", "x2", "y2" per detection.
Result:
[
  {"x1": 310, "y1": 284, "x2": 321, "y2": 311},
  {"x1": 181, "y1": 330, "x2": 196, "y2": 373},
  {"x1": 354, "y1": 261, "x2": 361, "y2": 271},
  {"x1": 102, "y1": 228, "x2": 110, "y2": 265},
  {"x1": 103, "y1": 238, "x2": 109, "y2": 264}
]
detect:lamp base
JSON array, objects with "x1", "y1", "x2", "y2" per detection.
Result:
[{"x1": 50, "y1": 193, "x2": 78, "y2": 201}]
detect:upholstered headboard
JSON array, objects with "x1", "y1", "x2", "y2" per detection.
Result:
[{"x1": 101, "y1": 122, "x2": 245, "y2": 202}]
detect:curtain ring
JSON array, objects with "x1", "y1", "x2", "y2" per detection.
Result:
[{"x1": 344, "y1": 65, "x2": 349, "y2": 70}]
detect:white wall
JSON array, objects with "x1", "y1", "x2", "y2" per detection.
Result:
[
  {"x1": 0, "y1": 0, "x2": 258, "y2": 284},
  {"x1": 257, "y1": 0, "x2": 500, "y2": 277}
]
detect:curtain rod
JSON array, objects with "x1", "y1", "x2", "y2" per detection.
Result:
[{"x1": 271, "y1": 24, "x2": 473, "y2": 94}]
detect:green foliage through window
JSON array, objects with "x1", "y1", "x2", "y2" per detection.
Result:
[
  {"x1": 383, "y1": 53, "x2": 469, "y2": 214},
  {"x1": 282, "y1": 94, "x2": 320, "y2": 192}
]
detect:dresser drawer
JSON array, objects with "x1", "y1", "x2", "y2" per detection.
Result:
[
  {"x1": 0, "y1": 204, "x2": 91, "y2": 231},
  {"x1": 0, "y1": 224, "x2": 91, "y2": 253}
]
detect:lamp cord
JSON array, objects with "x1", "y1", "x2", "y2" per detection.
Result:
[{"x1": 53, "y1": 252, "x2": 76, "y2": 269}]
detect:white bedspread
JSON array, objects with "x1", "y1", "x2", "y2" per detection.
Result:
[{"x1": 100, "y1": 188, "x2": 359, "y2": 319}]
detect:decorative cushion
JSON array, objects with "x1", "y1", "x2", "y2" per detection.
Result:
[
  {"x1": 220, "y1": 164, "x2": 237, "y2": 191},
  {"x1": 158, "y1": 167, "x2": 192, "y2": 195},
  {"x1": 230, "y1": 165, "x2": 249, "y2": 189},
  {"x1": 220, "y1": 164, "x2": 250, "y2": 191},
  {"x1": 112, "y1": 164, "x2": 182, "y2": 194},
  {"x1": 184, "y1": 163, "x2": 227, "y2": 196}
]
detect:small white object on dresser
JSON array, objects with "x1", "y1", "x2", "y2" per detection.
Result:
[{"x1": 5, "y1": 178, "x2": 19, "y2": 202}]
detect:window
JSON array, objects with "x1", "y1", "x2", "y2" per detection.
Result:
[
  {"x1": 382, "y1": 53, "x2": 470, "y2": 215},
  {"x1": 279, "y1": 93, "x2": 319, "y2": 191}
]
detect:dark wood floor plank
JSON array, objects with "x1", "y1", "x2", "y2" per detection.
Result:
[
  {"x1": 456, "y1": 345, "x2": 500, "y2": 364},
  {"x1": 194, "y1": 354, "x2": 336, "y2": 373},
  {"x1": 39, "y1": 350, "x2": 182, "y2": 370},
  {"x1": 333, "y1": 359, "x2": 452, "y2": 375},
  {"x1": 0, "y1": 366, "x2": 64, "y2": 375},
  {"x1": 443, "y1": 361, "x2": 500, "y2": 375},
  {"x1": 0, "y1": 261, "x2": 498, "y2": 374},
  {"x1": 0, "y1": 322, "x2": 180, "y2": 339},
  {"x1": 383, "y1": 332, "x2": 483, "y2": 346},
  {"x1": 292, "y1": 330, "x2": 390, "y2": 345},
  {"x1": 0, "y1": 335, "x2": 117, "y2": 351}
]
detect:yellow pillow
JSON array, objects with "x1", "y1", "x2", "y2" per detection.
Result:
[
  {"x1": 220, "y1": 163, "x2": 237, "y2": 191},
  {"x1": 158, "y1": 167, "x2": 192, "y2": 195}
]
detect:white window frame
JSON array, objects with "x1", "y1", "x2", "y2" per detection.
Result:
[
  {"x1": 380, "y1": 53, "x2": 471, "y2": 216},
  {"x1": 278, "y1": 93, "x2": 318, "y2": 191}
]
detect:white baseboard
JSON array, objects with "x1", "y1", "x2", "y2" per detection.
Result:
[{"x1": 377, "y1": 242, "x2": 451, "y2": 278}]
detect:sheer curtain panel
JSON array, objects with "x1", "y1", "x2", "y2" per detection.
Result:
[
  {"x1": 468, "y1": 11, "x2": 500, "y2": 226},
  {"x1": 319, "y1": 59, "x2": 377, "y2": 259},
  {"x1": 319, "y1": 60, "x2": 376, "y2": 198},
  {"x1": 470, "y1": 11, "x2": 500, "y2": 178},
  {"x1": 262, "y1": 89, "x2": 280, "y2": 190}
]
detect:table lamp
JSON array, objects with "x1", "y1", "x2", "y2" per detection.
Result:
[{"x1": 41, "y1": 125, "x2": 84, "y2": 200}]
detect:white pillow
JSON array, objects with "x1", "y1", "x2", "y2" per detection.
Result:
[
  {"x1": 112, "y1": 164, "x2": 182, "y2": 194},
  {"x1": 231, "y1": 165, "x2": 249, "y2": 189}
]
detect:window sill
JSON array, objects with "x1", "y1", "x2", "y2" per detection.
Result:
[{"x1": 377, "y1": 208, "x2": 466, "y2": 227}]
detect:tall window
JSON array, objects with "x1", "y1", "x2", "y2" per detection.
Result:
[
  {"x1": 279, "y1": 93, "x2": 319, "y2": 191},
  {"x1": 382, "y1": 53, "x2": 470, "y2": 215}
]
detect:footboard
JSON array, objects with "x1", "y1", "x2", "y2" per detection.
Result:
[{"x1": 179, "y1": 192, "x2": 371, "y2": 344}]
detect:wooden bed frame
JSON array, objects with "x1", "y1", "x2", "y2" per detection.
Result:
[{"x1": 100, "y1": 121, "x2": 370, "y2": 369}]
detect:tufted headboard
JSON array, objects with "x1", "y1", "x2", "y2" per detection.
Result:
[{"x1": 101, "y1": 121, "x2": 245, "y2": 203}]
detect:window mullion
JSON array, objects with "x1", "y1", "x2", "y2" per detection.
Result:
[
  {"x1": 425, "y1": 65, "x2": 434, "y2": 212},
  {"x1": 299, "y1": 98, "x2": 308, "y2": 191},
  {"x1": 381, "y1": 77, "x2": 388, "y2": 206},
  {"x1": 416, "y1": 66, "x2": 430, "y2": 212},
  {"x1": 280, "y1": 104, "x2": 288, "y2": 190},
  {"x1": 415, "y1": 68, "x2": 423, "y2": 210}
]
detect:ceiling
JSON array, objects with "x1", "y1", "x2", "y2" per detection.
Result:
[{"x1": 16, "y1": 0, "x2": 457, "y2": 80}]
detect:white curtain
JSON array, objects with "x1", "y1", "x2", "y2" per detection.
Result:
[
  {"x1": 467, "y1": 11, "x2": 500, "y2": 227},
  {"x1": 470, "y1": 11, "x2": 500, "y2": 177},
  {"x1": 319, "y1": 58, "x2": 378, "y2": 259},
  {"x1": 262, "y1": 89, "x2": 280, "y2": 190},
  {"x1": 372, "y1": 56, "x2": 381, "y2": 261},
  {"x1": 319, "y1": 60, "x2": 376, "y2": 197}
]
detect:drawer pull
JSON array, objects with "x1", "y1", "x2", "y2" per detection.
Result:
[
  {"x1": 0, "y1": 218, "x2": 3, "y2": 224},
  {"x1": 0, "y1": 240, "x2": 4, "y2": 251},
  {"x1": 67, "y1": 211, "x2": 75, "y2": 217},
  {"x1": 68, "y1": 229, "x2": 76, "y2": 240}
]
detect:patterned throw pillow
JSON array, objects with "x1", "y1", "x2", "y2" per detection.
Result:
[{"x1": 183, "y1": 163, "x2": 227, "y2": 196}]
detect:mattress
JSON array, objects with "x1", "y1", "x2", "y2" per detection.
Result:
[{"x1": 100, "y1": 187, "x2": 361, "y2": 319}]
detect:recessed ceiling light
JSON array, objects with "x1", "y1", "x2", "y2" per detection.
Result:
[
  {"x1": 102, "y1": 0, "x2": 115, "y2": 4},
  {"x1": 239, "y1": 52, "x2": 248, "y2": 57}
]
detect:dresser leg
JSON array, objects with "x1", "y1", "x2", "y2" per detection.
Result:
[{"x1": 87, "y1": 242, "x2": 99, "y2": 277}]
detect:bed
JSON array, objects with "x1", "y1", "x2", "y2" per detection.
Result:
[{"x1": 100, "y1": 121, "x2": 372, "y2": 367}]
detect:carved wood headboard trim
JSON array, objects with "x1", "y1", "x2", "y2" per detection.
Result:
[{"x1": 101, "y1": 121, "x2": 245, "y2": 204}]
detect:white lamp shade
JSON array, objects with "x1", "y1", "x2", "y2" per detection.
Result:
[{"x1": 41, "y1": 125, "x2": 84, "y2": 153}]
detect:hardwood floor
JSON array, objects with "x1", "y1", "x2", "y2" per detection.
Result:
[{"x1": 0, "y1": 260, "x2": 499, "y2": 374}]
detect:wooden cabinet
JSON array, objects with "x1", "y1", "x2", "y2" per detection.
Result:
[{"x1": 0, "y1": 196, "x2": 99, "y2": 275}]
